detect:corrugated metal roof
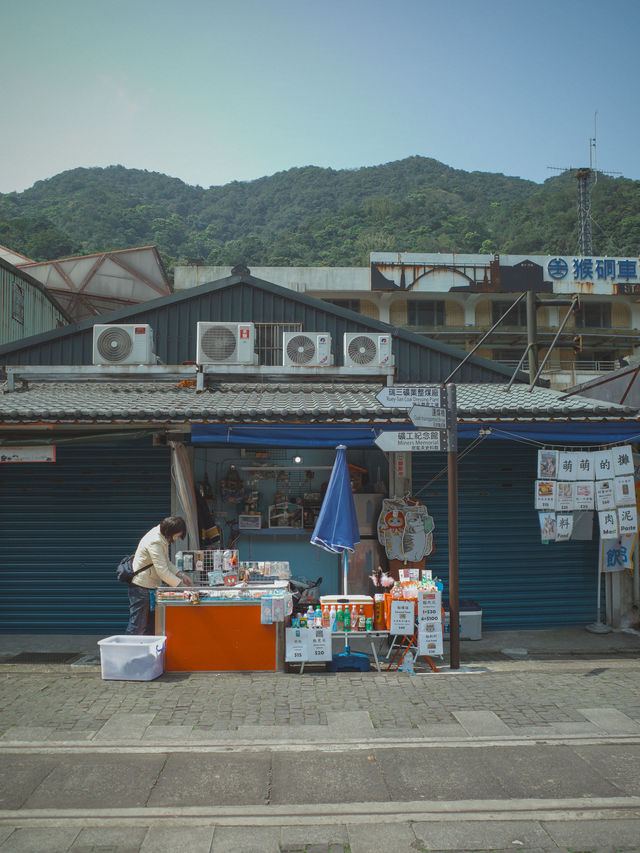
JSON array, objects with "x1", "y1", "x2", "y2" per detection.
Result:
[
  {"x1": 0, "y1": 270, "x2": 530, "y2": 385},
  {"x1": 0, "y1": 381, "x2": 632, "y2": 425}
]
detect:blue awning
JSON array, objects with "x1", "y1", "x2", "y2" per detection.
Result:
[{"x1": 191, "y1": 421, "x2": 640, "y2": 447}]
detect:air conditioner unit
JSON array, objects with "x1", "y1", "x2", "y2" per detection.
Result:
[
  {"x1": 282, "y1": 332, "x2": 333, "y2": 367},
  {"x1": 92, "y1": 324, "x2": 155, "y2": 365},
  {"x1": 343, "y1": 332, "x2": 394, "y2": 368},
  {"x1": 196, "y1": 321, "x2": 257, "y2": 364}
]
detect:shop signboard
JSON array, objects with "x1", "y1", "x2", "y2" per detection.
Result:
[
  {"x1": 376, "y1": 385, "x2": 446, "y2": 409},
  {"x1": 374, "y1": 430, "x2": 445, "y2": 452},
  {"x1": 0, "y1": 446, "x2": 56, "y2": 463}
]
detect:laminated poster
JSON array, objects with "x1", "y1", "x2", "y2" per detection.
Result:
[
  {"x1": 574, "y1": 482, "x2": 595, "y2": 510},
  {"x1": 594, "y1": 449, "x2": 615, "y2": 481},
  {"x1": 537, "y1": 449, "x2": 558, "y2": 480},
  {"x1": 574, "y1": 451, "x2": 595, "y2": 481},
  {"x1": 556, "y1": 482, "x2": 574, "y2": 512},
  {"x1": 595, "y1": 480, "x2": 616, "y2": 511},
  {"x1": 613, "y1": 445, "x2": 634, "y2": 477},
  {"x1": 555, "y1": 513, "x2": 574, "y2": 541},
  {"x1": 417, "y1": 589, "x2": 443, "y2": 657},
  {"x1": 539, "y1": 511, "x2": 556, "y2": 542},
  {"x1": 557, "y1": 451, "x2": 577, "y2": 481},
  {"x1": 618, "y1": 506, "x2": 638, "y2": 536},
  {"x1": 598, "y1": 510, "x2": 619, "y2": 539},
  {"x1": 614, "y1": 475, "x2": 636, "y2": 507},
  {"x1": 535, "y1": 480, "x2": 556, "y2": 510}
]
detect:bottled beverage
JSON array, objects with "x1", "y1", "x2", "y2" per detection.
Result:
[
  {"x1": 306, "y1": 605, "x2": 316, "y2": 627},
  {"x1": 299, "y1": 611, "x2": 307, "y2": 627},
  {"x1": 351, "y1": 605, "x2": 359, "y2": 630},
  {"x1": 176, "y1": 552, "x2": 184, "y2": 572},
  {"x1": 365, "y1": 617, "x2": 373, "y2": 632},
  {"x1": 343, "y1": 605, "x2": 351, "y2": 632},
  {"x1": 373, "y1": 593, "x2": 385, "y2": 630},
  {"x1": 330, "y1": 605, "x2": 337, "y2": 631},
  {"x1": 315, "y1": 605, "x2": 322, "y2": 627},
  {"x1": 321, "y1": 606, "x2": 331, "y2": 629},
  {"x1": 336, "y1": 606, "x2": 344, "y2": 632},
  {"x1": 358, "y1": 605, "x2": 366, "y2": 631}
]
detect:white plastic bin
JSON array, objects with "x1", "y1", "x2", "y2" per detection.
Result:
[{"x1": 98, "y1": 635, "x2": 167, "y2": 681}]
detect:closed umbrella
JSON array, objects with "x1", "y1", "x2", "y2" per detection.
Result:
[{"x1": 310, "y1": 445, "x2": 360, "y2": 595}]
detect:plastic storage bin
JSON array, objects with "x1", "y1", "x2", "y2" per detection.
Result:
[
  {"x1": 98, "y1": 635, "x2": 167, "y2": 681},
  {"x1": 442, "y1": 600, "x2": 482, "y2": 640}
]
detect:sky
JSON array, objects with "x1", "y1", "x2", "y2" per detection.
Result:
[{"x1": 2, "y1": 0, "x2": 639, "y2": 194}]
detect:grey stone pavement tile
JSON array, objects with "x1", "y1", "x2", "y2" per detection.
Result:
[
  {"x1": 347, "y1": 821, "x2": 416, "y2": 853},
  {"x1": 541, "y1": 817, "x2": 640, "y2": 849},
  {"x1": 70, "y1": 824, "x2": 148, "y2": 851},
  {"x1": 0, "y1": 826, "x2": 80, "y2": 852},
  {"x1": 280, "y1": 825, "x2": 349, "y2": 848},
  {"x1": 578, "y1": 707, "x2": 640, "y2": 734},
  {"x1": 140, "y1": 824, "x2": 215, "y2": 853},
  {"x1": 411, "y1": 818, "x2": 553, "y2": 850},
  {"x1": 209, "y1": 825, "x2": 280, "y2": 853}
]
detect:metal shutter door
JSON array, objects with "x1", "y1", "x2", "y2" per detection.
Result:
[
  {"x1": 411, "y1": 439, "x2": 600, "y2": 629},
  {"x1": 0, "y1": 439, "x2": 170, "y2": 634}
]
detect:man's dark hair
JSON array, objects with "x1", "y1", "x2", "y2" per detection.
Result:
[{"x1": 160, "y1": 516, "x2": 187, "y2": 539}]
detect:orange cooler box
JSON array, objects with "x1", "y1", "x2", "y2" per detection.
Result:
[{"x1": 320, "y1": 595, "x2": 373, "y2": 621}]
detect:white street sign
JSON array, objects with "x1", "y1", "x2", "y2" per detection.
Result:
[
  {"x1": 375, "y1": 430, "x2": 446, "y2": 452},
  {"x1": 376, "y1": 385, "x2": 445, "y2": 408},
  {"x1": 409, "y1": 404, "x2": 447, "y2": 430}
]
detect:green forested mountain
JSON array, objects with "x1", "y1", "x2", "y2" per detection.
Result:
[{"x1": 1, "y1": 157, "x2": 639, "y2": 277}]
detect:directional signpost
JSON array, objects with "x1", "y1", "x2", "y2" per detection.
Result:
[{"x1": 375, "y1": 383, "x2": 460, "y2": 669}]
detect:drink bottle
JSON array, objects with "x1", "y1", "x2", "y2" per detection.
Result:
[
  {"x1": 358, "y1": 605, "x2": 366, "y2": 631},
  {"x1": 343, "y1": 605, "x2": 351, "y2": 632},
  {"x1": 315, "y1": 604, "x2": 322, "y2": 627},
  {"x1": 351, "y1": 605, "x2": 358, "y2": 630},
  {"x1": 321, "y1": 606, "x2": 330, "y2": 629},
  {"x1": 336, "y1": 606, "x2": 344, "y2": 631},
  {"x1": 330, "y1": 605, "x2": 337, "y2": 630}
]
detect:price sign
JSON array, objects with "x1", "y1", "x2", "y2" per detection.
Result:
[
  {"x1": 375, "y1": 430, "x2": 446, "y2": 452},
  {"x1": 285, "y1": 628, "x2": 306, "y2": 663},
  {"x1": 409, "y1": 405, "x2": 448, "y2": 430},
  {"x1": 417, "y1": 590, "x2": 443, "y2": 656},
  {"x1": 389, "y1": 599, "x2": 415, "y2": 634},
  {"x1": 307, "y1": 628, "x2": 332, "y2": 661},
  {"x1": 377, "y1": 386, "x2": 446, "y2": 409}
]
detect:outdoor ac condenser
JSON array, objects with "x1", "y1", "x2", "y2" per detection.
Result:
[
  {"x1": 92, "y1": 324, "x2": 155, "y2": 365},
  {"x1": 343, "y1": 333, "x2": 394, "y2": 368},
  {"x1": 196, "y1": 322, "x2": 258, "y2": 364},
  {"x1": 282, "y1": 332, "x2": 333, "y2": 367}
]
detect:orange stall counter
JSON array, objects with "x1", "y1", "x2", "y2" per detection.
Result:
[{"x1": 155, "y1": 598, "x2": 284, "y2": 672}]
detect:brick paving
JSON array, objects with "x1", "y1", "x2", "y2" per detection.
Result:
[{"x1": 0, "y1": 665, "x2": 639, "y2": 739}]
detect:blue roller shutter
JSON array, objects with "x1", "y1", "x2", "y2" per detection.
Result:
[
  {"x1": 412, "y1": 439, "x2": 600, "y2": 630},
  {"x1": 0, "y1": 439, "x2": 170, "y2": 634}
]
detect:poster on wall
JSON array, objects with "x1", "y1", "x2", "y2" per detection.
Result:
[
  {"x1": 556, "y1": 513, "x2": 574, "y2": 541},
  {"x1": 539, "y1": 511, "x2": 556, "y2": 542},
  {"x1": 618, "y1": 506, "x2": 638, "y2": 535},
  {"x1": 574, "y1": 451, "x2": 595, "y2": 480},
  {"x1": 595, "y1": 480, "x2": 616, "y2": 511},
  {"x1": 556, "y1": 482, "x2": 574, "y2": 512},
  {"x1": 557, "y1": 451, "x2": 577, "y2": 481},
  {"x1": 535, "y1": 480, "x2": 556, "y2": 510},
  {"x1": 574, "y1": 482, "x2": 595, "y2": 510},
  {"x1": 613, "y1": 445, "x2": 634, "y2": 477},
  {"x1": 537, "y1": 449, "x2": 558, "y2": 479},
  {"x1": 598, "y1": 510, "x2": 619, "y2": 539}
]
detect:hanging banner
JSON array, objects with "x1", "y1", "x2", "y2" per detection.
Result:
[
  {"x1": 598, "y1": 509, "x2": 619, "y2": 539},
  {"x1": 613, "y1": 445, "x2": 634, "y2": 477},
  {"x1": 574, "y1": 482, "x2": 595, "y2": 510},
  {"x1": 555, "y1": 513, "x2": 574, "y2": 541},
  {"x1": 535, "y1": 480, "x2": 556, "y2": 510},
  {"x1": 539, "y1": 511, "x2": 556, "y2": 542},
  {"x1": 537, "y1": 449, "x2": 558, "y2": 479},
  {"x1": 595, "y1": 479, "x2": 616, "y2": 510},
  {"x1": 601, "y1": 536, "x2": 634, "y2": 573},
  {"x1": 594, "y1": 450, "x2": 614, "y2": 480},
  {"x1": 557, "y1": 451, "x2": 577, "y2": 481},
  {"x1": 618, "y1": 506, "x2": 638, "y2": 535},
  {"x1": 556, "y1": 482, "x2": 574, "y2": 512}
]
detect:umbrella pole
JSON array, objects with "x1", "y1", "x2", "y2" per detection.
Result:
[{"x1": 342, "y1": 552, "x2": 348, "y2": 596}]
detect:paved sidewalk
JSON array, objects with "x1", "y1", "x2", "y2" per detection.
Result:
[{"x1": 0, "y1": 628, "x2": 639, "y2": 852}]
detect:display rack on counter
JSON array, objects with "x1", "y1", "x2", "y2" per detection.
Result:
[{"x1": 176, "y1": 549, "x2": 291, "y2": 586}]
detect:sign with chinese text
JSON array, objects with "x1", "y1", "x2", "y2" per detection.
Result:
[
  {"x1": 285, "y1": 627, "x2": 332, "y2": 662},
  {"x1": 594, "y1": 450, "x2": 614, "y2": 480},
  {"x1": 376, "y1": 385, "x2": 445, "y2": 409},
  {"x1": 618, "y1": 506, "x2": 638, "y2": 535},
  {"x1": 614, "y1": 475, "x2": 635, "y2": 506},
  {"x1": 0, "y1": 446, "x2": 56, "y2": 463},
  {"x1": 595, "y1": 480, "x2": 615, "y2": 510},
  {"x1": 389, "y1": 599, "x2": 415, "y2": 634},
  {"x1": 417, "y1": 590, "x2": 443, "y2": 657},
  {"x1": 556, "y1": 482, "x2": 574, "y2": 512},
  {"x1": 535, "y1": 480, "x2": 556, "y2": 510},
  {"x1": 557, "y1": 451, "x2": 577, "y2": 481},
  {"x1": 601, "y1": 534, "x2": 635, "y2": 573},
  {"x1": 409, "y1": 405, "x2": 447, "y2": 430},
  {"x1": 375, "y1": 430, "x2": 445, "y2": 452},
  {"x1": 598, "y1": 510, "x2": 619, "y2": 539},
  {"x1": 556, "y1": 513, "x2": 574, "y2": 541}
]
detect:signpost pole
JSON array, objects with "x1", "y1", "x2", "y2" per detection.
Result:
[{"x1": 446, "y1": 383, "x2": 460, "y2": 670}]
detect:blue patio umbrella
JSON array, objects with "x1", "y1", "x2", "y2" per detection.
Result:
[{"x1": 310, "y1": 445, "x2": 360, "y2": 596}]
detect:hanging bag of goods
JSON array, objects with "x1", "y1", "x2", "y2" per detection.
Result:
[{"x1": 220, "y1": 465, "x2": 245, "y2": 503}]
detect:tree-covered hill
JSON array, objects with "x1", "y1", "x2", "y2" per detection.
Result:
[{"x1": 1, "y1": 157, "x2": 638, "y2": 276}]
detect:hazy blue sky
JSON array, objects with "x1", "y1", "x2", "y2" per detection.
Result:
[{"x1": 2, "y1": 0, "x2": 639, "y2": 193}]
